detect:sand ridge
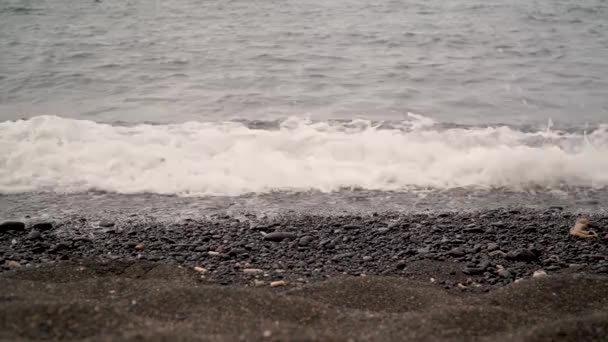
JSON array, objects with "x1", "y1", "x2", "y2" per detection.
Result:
[{"x1": 1, "y1": 260, "x2": 607, "y2": 341}]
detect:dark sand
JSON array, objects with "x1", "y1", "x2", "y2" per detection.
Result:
[
  {"x1": 1, "y1": 208, "x2": 608, "y2": 341},
  {"x1": 1, "y1": 261, "x2": 607, "y2": 341}
]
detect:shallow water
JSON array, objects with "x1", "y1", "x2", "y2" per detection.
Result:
[{"x1": 1, "y1": 0, "x2": 607, "y2": 218}]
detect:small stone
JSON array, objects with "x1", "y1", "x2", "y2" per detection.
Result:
[
  {"x1": 263, "y1": 232, "x2": 296, "y2": 242},
  {"x1": 263, "y1": 330, "x2": 272, "y2": 338},
  {"x1": 487, "y1": 243, "x2": 499, "y2": 252},
  {"x1": 463, "y1": 226, "x2": 485, "y2": 233},
  {"x1": 134, "y1": 243, "x2": 145, "y2": 251},
  {"x1": 32, "y1": 222, "x2": 53, "y2": 231},
  {"x1": 533, "y1": 270, "x2": 547, "y2": 278},
  {"x1": 377, "y1": 227, "x2": 390, "y2": 233},
  {"x1": 416, "y1": 247, "x2": 430, "y2": 255},
  {"x1": 193, "y1": 266, "x2": 208, "y2": 273},
  {"x1": 26, "y1": 230, "x2": 41, "y2": 240},
  {"x1": 395, "y1": 260, "x2": 407, "y2": 270},
  {"x1": 254, "y1": 280, "x2": 265, "y2": 287},
  {"x1": 506, "y1": 249, "x2": 538, "y2": 262},
  {"x1": 298, "y1": 236, "x2": 314, "y2": 246},
  {"x1": 362, "y1": 256, "x2": 373, "y2": 262},
  {"x1": 208, "y1": 251, "x2": 220, "y2": 256},
  {"x1": 491, "y1": 221, "x2": 506, "y2": 228},
  {"x1": 448, "y1": 247, "x2": 466, "y2": 257},
  {"x1": 343, "y1": 224, "x2": 362, "y2": 230},
  {"x1": 99, "y1": 220, "x2": 115, "y2": 228},
  {"x1": 6, "y1": 260, "x2": 21, "y2": 269},
  {"x1": 0, "y1": 221, "x2": 25, "y2": 233},
  {"x1": 270, "y1": 280, "x2": 287, "y2": 287},
  {"x1": 498, "y1": 269, "x2": 512, "y2": 278},
  {"x1": 243, "y1": 268, "x2": 264, "y2": 274}
]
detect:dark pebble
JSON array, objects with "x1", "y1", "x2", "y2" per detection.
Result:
[
  {"x1": 298, "y1": 236, "x2": 314, "y2": 246},
  {"x1": 463, "y1": 227, "x2": 485, "y2": 233},
  {"x1": 506, "y1": 249, "x2": 539, "y2": 262},
  {"x1": 395, "y1": 261, "x2": 407, "y2": 270},
  {"x1": 343, "y1": 224, "x2": 362, "y2": 230},
  {"x1": 0, "y1": 221, "x2": 26, "y2": 233},
  {"x1": 32, "y1": 222, "x2": 53, "y2": 231},
  {"x1": 264, "y1": 232, "x2": 296, "y2": 242}
]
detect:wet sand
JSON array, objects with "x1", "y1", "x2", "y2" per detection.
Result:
[{"x1": 1, "y1": 261, "x2": 607, "y2": 341}]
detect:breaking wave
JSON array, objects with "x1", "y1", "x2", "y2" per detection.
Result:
[{"x1": 1, "y1": 114, "x2": 607, "y2": 196}]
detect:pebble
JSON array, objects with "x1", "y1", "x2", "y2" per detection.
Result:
[
  {"x1": 243, "y1": 268, "x2": 264, "y2": 274},
  {"x1": 32, "y1": 222, "x2": 53, "y2": 231},
  {"x1": 270, "y1": 280, "x2": 287, "y2": 287},
  {"x1": 263, "y1": 232, "x2": 296, "y2": 242},
  {"x1": 99, "y1": 220, "x2": 115, "y2": 228},
  {"x1": 532, "y1": 270, "x2": 547, "y2": 278},
  {"x1": 463, "y1": 226, "x2": 485, "y2": 233},
  {"x1": 298, "y1": 236, "x2": 314, "y2": 246},
  {"x1": 497, "y1": 269, "x2": 512, "y2": 278},
  {"x1": 0, "y1": 221, "x2": 25, "y2": 233},
  {"x1": 208, "y1": 251, "x2": 220, "y2": 256},
  {"x1": 448, "y1": 247, "x2": 466, "y2": 257},
  {"x1": 254, "y1": 280, "x2": 265, "y2": 287},
  {"x1": 362, "y1": 256, "x2": 373, "y2": 262},
  {"x1": 193, "y1": 266, "x2": 208, "y2": 273},
  {"x1": 487, "y1": 243, "x2": 499, "y2": 251},
  {"x1": 134, "y1": 243, "x2": 145, "y2": 251},
  {"x1": 506, "y1": 249, "x2": 538, "y2": 262},
  {"x1": 6, "y1": 260, "x2": 21, "y2": 269},
  {"x1": 26, "y1": 230, "x2": 41, "y2": 240}
]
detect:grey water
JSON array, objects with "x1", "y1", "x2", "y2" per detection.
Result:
[
  {"x1": 1, "y1": 0, "x2": 607, "y2": 125},
  {"x1": 1, "y1": 0, "x2": 608, "y2": 220}
]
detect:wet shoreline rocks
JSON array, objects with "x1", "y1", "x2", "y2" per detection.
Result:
[{"x1": 1, "y1": 208, "x2": 607, "y2": 290}]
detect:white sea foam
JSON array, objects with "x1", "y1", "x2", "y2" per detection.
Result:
[{"x1": 1, "y1": 115, "x2": 607, "y2": 196}]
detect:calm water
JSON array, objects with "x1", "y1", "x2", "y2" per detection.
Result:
[
  {"x1": 1, "y1": 0, "x2": 607, "y2": 125},
  {"x1": 1, "y1": 0, "x2": 608, "y2": 219}
]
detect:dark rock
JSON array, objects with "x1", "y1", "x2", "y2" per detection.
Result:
[
  {"x1": 32, "y1": 243, "x2": 49, "y2": 254},
  {"x1": 298, "y1": 236, "x2": 314, "y2": 246},
  {"x1": 463, "y1": 226, "x2": 485, "y2": 233},
  {"x1": 49, "y1": 242, "x2": 70, "y2": 253},
  {"x1": 448, "y1": 247, "x2": 466, "y2": 257},
  {"x1": 26, "y1": 230, "x2": 42, "y2": 240},
  {"x1": 264, "y1": 232, "x2": 296, "y2": 242},
  {"x1": 124, "y1": 241, "x2": 139, "y2": 248},
  {"x1": 343, "y1": 224, "x2": 362, "y2": 230},
  {"x1": 523, "y1": 226, "x2": 537, "y2": 233},
  {"x1": 0, "y1": 221, "x2": 25, "y2": 233},
  {"x1": 506, "y1": 249, "x2": 539, "y2": 262},
  {"x1": 395, "y1": 261, "x2": 407, "y2": 270},
  {"x1": 491, "y1": 221, "x2": 506, "y2": 228},
  {"x1": 489, "y1": 250, "x2": 507, "y2": 258},
  {"x1": 32, "y1": 222, "x2": 53, "y2": 231}
]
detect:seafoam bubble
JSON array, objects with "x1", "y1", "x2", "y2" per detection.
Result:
[{"x1": 0, "y1": 115, "x2": 607, "y2": 196}]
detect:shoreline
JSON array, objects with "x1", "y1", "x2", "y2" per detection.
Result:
[{"x1": 2, "y1": 208, "x2": 608, "y2": 340}]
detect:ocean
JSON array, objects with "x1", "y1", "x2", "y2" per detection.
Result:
[{"x1": 1, "y1": 0, "x2": 607, "y2": 219}]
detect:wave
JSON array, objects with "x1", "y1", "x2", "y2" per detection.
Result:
[{"x1": 1, "y1": 114, "x2": 607, "y2": 196}]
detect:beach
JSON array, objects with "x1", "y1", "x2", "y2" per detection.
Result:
[{"x1": 2, "y1": 209, "x2": 607, "y2": 341}]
